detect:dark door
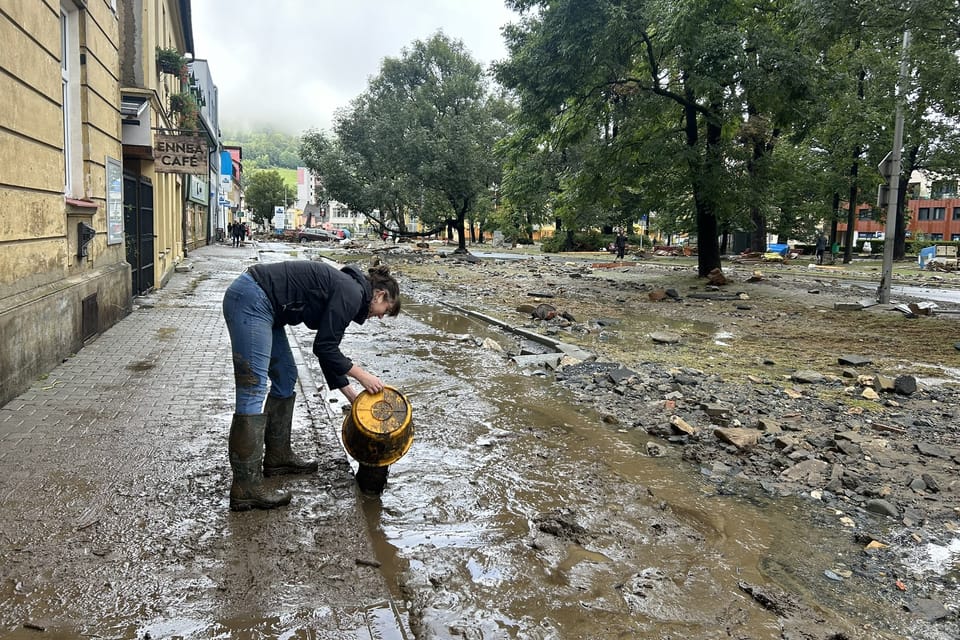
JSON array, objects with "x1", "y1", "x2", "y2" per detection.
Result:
[{"x1": 123, "y1": 172, "x2": 155, "y2": 296}]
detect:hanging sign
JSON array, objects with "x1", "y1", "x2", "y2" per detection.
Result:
[{"x1": 154, "y1": 134, "x2": 208, "y2": 174}]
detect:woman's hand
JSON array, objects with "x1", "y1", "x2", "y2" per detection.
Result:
[{"x1": 347, "y1": 365, "x2": 385, "y2": 395}]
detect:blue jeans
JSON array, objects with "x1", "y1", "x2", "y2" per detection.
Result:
[{"x1": 222, "y1": 272, "x2": 297, "y2": 414}]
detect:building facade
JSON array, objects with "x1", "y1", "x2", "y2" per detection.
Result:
[
  {"x1": 839, "y1": 171, "x2": 960, "y2": 245},
  {"x1": 0, "y1": 0, "x2": 131, "y2": 405},
  {"x1": 117, "y1": 0, "x2": 197, "y2": 294}
]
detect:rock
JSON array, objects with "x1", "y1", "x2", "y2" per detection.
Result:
[
  {"x1": 650, "y1": 332, "x2": 681, "y2": 344},
  {"x1": 645, "y1": 441, "x2": 666, "y2": 457},
  {"x1": 533, "y1": 303, "x2": 557, "y2": 320},
  {"x1": 841, "y1": 368, "x2": 858, "y2": 378},
  {"x1": 906, "y1": 598, "x2": 950, "y2": 622},
  {"x1": 872, "y1": 374, "x2": 895, "y2": 393},
  {"x1": 756, "y1": 418, "x2": 782, "y2": 433},
  {"x1": 707, "y1": 268, "x2": 727, "y2": 285},
  {"x1": 909, "y1": 477, "x2": 927, "y2": 493},
  {"x1": 527, "y1": 290, "x2": 555, "y2": 298},
  {"x1": 481, "y1": 337, "x2": 504, "y2": 352},
  {"x1": 649, "y1": 289, "x2": 668, "y2": 301},
  {"x1": 864, "y1": 498, "x2": 899, "y2": 518},
  {"x1": 834, "y1": 301, "x2": 865, "y2": 311},
  {"x1": 664, "y1": 288, "x2": 681, "y2": 299},
  {"x1": 838, "y1": 354, "x2": 873, "y2": 366},
  {"x1": 861, "y1": 388, "x2": 880, "y2": 401},
  {"x1": 669, "y1": 415, "x2": 698, "y2": 436},
  {"x1": 714, "y1": 427, "x2": 760, "y2": 449},
  {"x1": 516, "y1": 303, "x2": 538, "y2": 314},
  {"x1": 702, "y1": 402, "x2": 733, "y2": 417},
  {"x1": 791, "y1": 370, "x2": 825, "y2": 384},
  {"x1": 780, "y1": 459, "x2": 828, "y2": 484},
  {"x1": 894, "y1": 375, "x2": 917, "y2": 396},
  {"x1": 921, "y1": 473, "x2": 940, "y2": 492},
  {"x1": 607, "y1": 367, "x2": 637, "y2": 385},
  {"x1": 916, "y1": 442, "x2": 953, "y2": 459}
]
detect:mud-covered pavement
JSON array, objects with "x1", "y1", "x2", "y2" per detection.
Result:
[{"x1": 307, "y1": 240, "x2": 959, "y2": 639}]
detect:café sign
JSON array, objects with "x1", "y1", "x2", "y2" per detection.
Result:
[{"x1": 154, "y1": 134, "x2": 208, "y2": 174}]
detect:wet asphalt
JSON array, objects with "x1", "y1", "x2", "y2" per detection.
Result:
[{"x1": 0, "y1": 243, "x2": 407, "y2": 639}]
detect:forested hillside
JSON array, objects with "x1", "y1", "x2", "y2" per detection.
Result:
[{"x1": 222, "y1": 128, "x2": 301, "y2": 172}]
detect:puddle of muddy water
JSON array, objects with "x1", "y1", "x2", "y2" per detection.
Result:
[{"x1": 342, "y1": 302, "x2": 923, "y2": 639}]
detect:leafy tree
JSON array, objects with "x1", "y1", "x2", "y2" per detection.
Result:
[
  {"x1": 301, "y1": 33, "x2": 508, "y2": 253},
  {"x1": 243, "y1": 170, "x2": 296, "y2": 228},
  {"x1": 497, "y1": 0, "x2": 814, "y2": 275}
]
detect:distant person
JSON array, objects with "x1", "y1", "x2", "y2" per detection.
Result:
[
  {"x1": 221, "y1": 260, "x2": 402, "y2": 511},
  {"x1": 231, "y1": 221, "x2": 244, "y2": 247},
  {"x1": 815, "y1": 233, "x2": 827, "y2": 265},
  {"x1": 614, "y1": 230, "x2": 627, "y2": 261}
]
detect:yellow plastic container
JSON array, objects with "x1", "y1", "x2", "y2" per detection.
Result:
[{"x1": 341, "y1": 386, "x2": 414, "y2": 466}]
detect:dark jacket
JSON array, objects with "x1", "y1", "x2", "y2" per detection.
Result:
[{"x1": 247, "y1": 261, "x2": 371, "y2": 389}]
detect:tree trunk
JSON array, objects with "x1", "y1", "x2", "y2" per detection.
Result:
[
  {"x1": 689, "y1": 107, "x2": 723, "y2": 277},
  {"x1": 894, "y1": 145, "x2": 918, "y2": 260}
]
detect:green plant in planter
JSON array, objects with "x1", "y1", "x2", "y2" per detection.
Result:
[
  {"x1": 156, "y1": 47, "x2": 185, "y2": 74},
  {"x1": 170, "y1": 92, "x2": 201, "y2": 132}
]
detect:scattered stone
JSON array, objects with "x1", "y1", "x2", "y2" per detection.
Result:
[
  {"x1": 707, "y1": 268, "x2": 727, "y2": 286},
  {"x1": 791, "y1": 370, "x2": 825, "y2": 384},
  {"x1": 669, "y1": 415, "x2": 698, "y2": 436},
  {"x1": 838, "y1": 355, "x2": 873, "y2": 366},
  {"x1": 894, "y1": 375, "x2": 917, "y2": 396},
  {"x1": 646, "y1": 442, "x2": 666, "y2": 457},
  {"x1": 649, "y1": 289, "x2": 668, "y2": 302},
  {"x1": 823, "y1": 570, "x2": 843, "y2": 581},
  {"x1": 864, "y1": 499, "x2": 899, "y2": 518},
  {"x1": 834, "y1": 301, "x2": 865, "y2": 311},
  {"x1": 714, "y1": 427, "x2": 760, "y2": 450},
  {"x1": 916, "y1": 442, "x2": 952, "y2": 459},
  {"x1": 650, "y1": 332, "x2": 681, "y2": 344},
  {"x1": 841, "y1": 368, "x2": 858, "y2": 378},
  {"x1": 861, "y1": 388, "x2": 880, "y2": 401},
  {"x1": 872, "y1": 374, "x2": 895, "y2": 393},
  {"x1": 921, "y1": 473, "x2": 940, "y2": 492},
  {"x1": 756, "y1": 418, "x2": 781, "y2": 433},
  {"x1": 906, "y1": 598, "x2": 950, "y2": 622},
  {"x1": 527, "y1": 291, "x2": 555, "y2": 298},
  {"x1": 481, "y1": 337, "x2": 504, "y2": 352},
  {"x1": 533, "y1": 303, "x2": 557, "y2": 320},
  {"x1": 607, "y1": 367, "x2": 637, "y2": 385},
  {"x1": 780, "y1": 459, "x2": 828, "y2": 484}
]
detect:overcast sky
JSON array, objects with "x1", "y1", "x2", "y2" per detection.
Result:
[{"x1": 191, "y1": 1, "x2": 518, "y2": 135}]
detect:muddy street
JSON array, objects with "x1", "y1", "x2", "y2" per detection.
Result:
[
  {"x1": 1, "y1": 242, "x2": 956, "y2": 639},
  {"x1": 293, "y1": 272, "x2": 948, "y2": 638}
]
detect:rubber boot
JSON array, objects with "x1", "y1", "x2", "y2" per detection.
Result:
[
  {"x1": 263, "y1": 393, "x2": 318, "y2": 477},
  {"x1": 229, "y1": 413, "x2": 292, "y2": 511},
  {"x1": 356, "y1": 464, "x2": 389, "y2": 496}
]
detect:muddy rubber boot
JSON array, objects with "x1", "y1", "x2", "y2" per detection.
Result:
[
  {"x1": 263, "y1": 393, "x2": 318, "y2": 477},
  {"x1": 356, "y1": 464, "x2": 390, "y2": 496},
  {"x1": 229, "y1": 413, "x2": 292, "y2": 511}
]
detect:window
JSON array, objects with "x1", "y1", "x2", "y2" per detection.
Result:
[
  {"x1": 933, "y1": 207, "x2": 945, "y2": 220},
  {"x1": 951, "y1": 234, "x2": 960, "y2": 241},
  {"x1": 930, "y1": 233, "x2": 943, "y2": 240},
  {"x1": 953, "y1": 207, "x2": 960, "y2": 220},
  {"x1": 918, "y1": 207, "x2": 930, "y2": 220},
  {"x1": 60, "y1": 2, "x2": 82, "y2": 196},
  {"x1": 858, "y1": 208, "x2": 874, "y2": 220}
]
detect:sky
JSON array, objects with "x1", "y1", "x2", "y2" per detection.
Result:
[{"x1": 190, "y1": 1, "x2": 519, "y2": 135}]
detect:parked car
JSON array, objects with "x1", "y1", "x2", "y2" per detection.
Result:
[{"x1": 296, "y1": 228, "x2": 334, "y2": 243}]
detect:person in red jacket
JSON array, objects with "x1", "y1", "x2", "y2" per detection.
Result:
[{"x1": 222, "y1": 260, "x2": 400, "y2": 511}]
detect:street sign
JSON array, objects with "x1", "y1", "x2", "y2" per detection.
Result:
[{"x1": 878, "y1": 151, "x2": 894, "y2": 179}]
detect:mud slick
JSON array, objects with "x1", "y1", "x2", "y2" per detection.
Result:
[{"x1": 345, "y1": 241, "x2": 959, "y2": 639}]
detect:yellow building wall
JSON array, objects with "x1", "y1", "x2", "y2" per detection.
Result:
[
  {"x1": 118, "y1": 0, "x2": 197, "y2": 289},
  {"x1": 0, "y1": 0, "x2": 131, "y2": 406}
]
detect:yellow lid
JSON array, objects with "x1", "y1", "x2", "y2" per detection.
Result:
[{"x1": 351, "y1": 386, "x2": 412, "y2": 436}]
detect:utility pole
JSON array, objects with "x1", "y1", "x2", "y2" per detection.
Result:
[{"x1": 878, "y1": 30, "x2": 911, "y2": 304}]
